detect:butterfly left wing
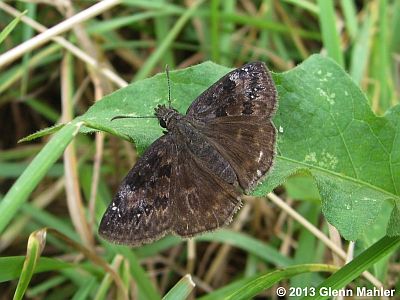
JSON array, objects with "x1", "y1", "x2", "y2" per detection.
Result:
[
  {"x1": 99, "y1": 134, "x2": 177, "y2": 246},
  {"x1": 99, "y1": 132, "x2": 242, "y2": 245}
]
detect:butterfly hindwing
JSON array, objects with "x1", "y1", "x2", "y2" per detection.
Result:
[
  {"x1": 200, "y1": 115, "x2": 276, "y2": 191},
  {"x1": 170, "y1": 142, "x2": 242, "y2": 237}
]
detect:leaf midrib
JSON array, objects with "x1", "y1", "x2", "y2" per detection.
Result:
[{"x1": 278, "y1": 155, "x2": 399, "y2": 201}]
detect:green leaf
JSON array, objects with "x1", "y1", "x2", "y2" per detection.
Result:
[
  {"x1": 22, "y1": 55, "x2": 399, "y2": 241},
  {"x1": 284, "y1": 174, "x2": 321, "y2": 203},
  {"x1": 254, "y1": 55, "x2": 399, "y2": 240}
]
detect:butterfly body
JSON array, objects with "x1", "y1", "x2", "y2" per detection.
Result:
[{"x1": 99, "y1": 62, "x2": 277, "y2": 246}]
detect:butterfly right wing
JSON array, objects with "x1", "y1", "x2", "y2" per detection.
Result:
[
  {"x1": 186, "y1": 62, "x2": 276, "y2": 121},
  {"x1": 170, "y1": 142, "x2": 242, "y2": 237},
  {"x1": 99, "y1": 134, "x2": 177, "y2": 246}
]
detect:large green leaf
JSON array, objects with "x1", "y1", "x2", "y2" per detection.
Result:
[
  {"x1": 28, "y1": 55, "x2": 399, "y2": 241},
  {"x1": 253, "y1": 55, "x2": 399, "y2": 240}
]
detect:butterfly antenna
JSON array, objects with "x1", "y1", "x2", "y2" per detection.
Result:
[
  {"x1": 111, "y1": 115, "x2": 157, "y2": 121},
  {"x1": 166, "y1": 64, "x2": 172, "y2": 108}
]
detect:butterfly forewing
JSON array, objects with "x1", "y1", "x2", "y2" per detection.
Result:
[
  {"x1": 170, "y1": 142, "x2": 242, "y2": 236},
  {"x1": 200, "y1": 116, "x2": 276, "y2": 191},
  {"x1": 187, "y1": 62, "x2": 276, "y2": 120}
]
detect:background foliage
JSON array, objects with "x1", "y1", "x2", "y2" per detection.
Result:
[{"x1": 0, "y1": 0, "x2": 399, "y2": 299}]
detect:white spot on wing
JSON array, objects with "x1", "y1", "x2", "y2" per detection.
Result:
[
  {"x1": 257, "y1": 151, "x2": 264, "y2": 162},
  {"x1": 229, "y1": 73, "x2": 239, "y2": 81},
  {"x1": 257, "y1": 170, "x2": 262, "y2": 177}
]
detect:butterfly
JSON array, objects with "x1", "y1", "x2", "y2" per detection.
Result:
[{"x1": 99, "y1": 62, "x2": 277, "y2": 246}]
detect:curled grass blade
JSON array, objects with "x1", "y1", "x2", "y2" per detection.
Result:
[{"x1": 13, "y1": 229, "x2": 47, "y2": 300}]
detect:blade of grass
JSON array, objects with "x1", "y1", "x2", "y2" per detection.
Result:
[
  {"x1": 196, "y1": 229, "x2": 292, "y2": 266},
  {"x1": 72, "y1": 277, "x2": 97, "y2": 300},
  {"x1": 0, "y1": 162, "x2": 63, "y2": 178},
  {"x1": 0, "y1": 10, "x2": 27, "y2": 44},
  {"x1": 283, "y1": 0, "x2": 319, "y2": 14},
  {"x1": 134, "y1": 0, "x2": 205, "y2": 80},
  {"x1": 210, "y1": 0, "x2": 220, "y2": 62},
  {"x1": 24, "y1": 98, "x2": 60, "y2": 122},
  {"x1": 0, "y1": 145, "x2": 42, "y2": 161},
  {"x1": 154, "y1": 1, "x2": 175, "y2": 67},
  {"x1": 26, "y1": 275, "x2": 67, "y2": 297},
  {"x1": 61, "y1": 51, "x2": 93, "y2": 247},
  {"x1": 340, "y1": 0, "x2": 358, "y2": 39},
  {"x1": 0, "y1": 121, "x2": 83, "y2": 234},
  {"x1": 301, "y1": 236, "x2": 400, "y2": 300},
  {"x1": 0, "y1": 43, "x2": 61, "y2": 96},
  {"x1": 274, "y1": 1, "x2": 308, "y2": 60},
  {"x1": 219, "y1": 0, "x2": 235, "y2": 66},
  {"x1": 86, "y1": 10, "x2": 183, "y2": 34},
  {"x1": 0, "y1": 256, "x2": 72, "y2": 283},
  {"x1": 200, "y1": 264, "x2": 337, "y2": 300},
  {"x1": 317, "y1": 0, "x2": 344, "y2": 66},
  {"x1": 94, "y1": 255, "x2": 124, "y2": 300},
  {"x1": 391, "y1": 0, "x2": 400, "y2": 53},
  {"x1": 20, "y1": 2, "x2": 36, "y2": 96},
  {"x1": 111, "y1": 246, "x2": 162, "y2": 300},
  {"x1": 377, "y1": 0, "x2": 392, "y2": 109},
  {"x1": 219, "y1": 12, "x2": 321, "y2": 41},
  {"x1": 13, "y1": 229, "x2": 47, "y2": 300},
  {"x1": 349, "y1": 9, "x2": 372, "y2": 85},
  {"x1": 162, "y1": 274, "x2": 195, "y2": 300},
  {"x1": 291, "y1": 203, "x2": 322, "y2": 298}
]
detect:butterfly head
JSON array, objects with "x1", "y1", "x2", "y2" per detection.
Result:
[{"x1": 154, "y1": 104, "x2": 180, "y2": 130}]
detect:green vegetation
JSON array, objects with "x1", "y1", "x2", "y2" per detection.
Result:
[{"x1": 0, "y1": 1, "x2": 399, "y2": 299}]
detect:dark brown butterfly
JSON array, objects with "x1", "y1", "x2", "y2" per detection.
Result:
[{"x1": 99, "y1": 62, "x2": 277, "y2": 246}]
